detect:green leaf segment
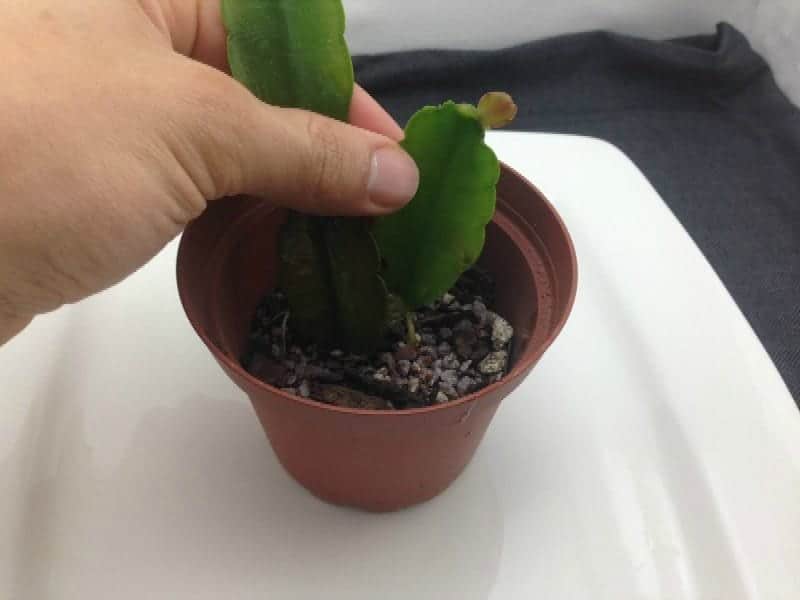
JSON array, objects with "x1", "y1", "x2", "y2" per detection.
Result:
[{"x1": 223, "y1": 0, "x2": 514, "y2": 351}]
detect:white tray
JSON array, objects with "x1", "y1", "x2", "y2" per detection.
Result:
[{"x1": 2, "y1": 133, "x2": 798, "y2": 599}]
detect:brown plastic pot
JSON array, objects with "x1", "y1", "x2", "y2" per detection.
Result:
[{"x1": 177, "y1": 164, "x2": 577, "y2": 512}]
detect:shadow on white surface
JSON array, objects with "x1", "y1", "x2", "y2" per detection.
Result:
[{"x1": 8, "y1": 387, "x2": 504, "y2": 599}]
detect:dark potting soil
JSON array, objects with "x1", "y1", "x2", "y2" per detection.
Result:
[{"x1": 241, "y1": 266, "x2": 515, "y2": 410}]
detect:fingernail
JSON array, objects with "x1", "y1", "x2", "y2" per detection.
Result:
[{"x1": 368, "y1": 146, "x2": 419, "y2": 210}]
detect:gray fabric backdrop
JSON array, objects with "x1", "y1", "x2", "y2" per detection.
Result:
[{"x1": 355, "y1": 24, "x2": 800, "y2": 406}]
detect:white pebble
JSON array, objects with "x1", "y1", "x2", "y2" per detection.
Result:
[
  {"x1": 457, "y1": 376, "x2": 475, "y2": 395},
  {"x1": 472, "y1": 300, "x2": 488, "y2": 321},
  {"x1": 478, "y1": 351, "x2": 508, "y2": 375},
  {"x1": 441, "y1": 384, "x2": 458, "y2": 399},
  {"x1": 443, "y1": 353, "x2": 460, "y2": 370},
  {"x1": 440, "y1": 369, "x2": 459, "y2": 385},
  {"x1": 491, "y1": 317, "x2": 514, "y2": 350},
  {"x1": 298, "y1": 381, "x2": 311, "y2": 398}
]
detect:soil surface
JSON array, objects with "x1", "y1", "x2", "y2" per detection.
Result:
[{"x1": 242, "y1": 266, "x2": 515, "y2": 410}]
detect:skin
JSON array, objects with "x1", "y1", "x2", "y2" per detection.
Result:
[{"x1": 0, "y1": 0, "x2": 419, "y2": 345}]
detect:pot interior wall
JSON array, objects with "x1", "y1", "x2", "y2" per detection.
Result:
[
  {"x1": 202, "y1": 206, "x2": 542, "y2": 370},
  {"x1": 479, "y1": 219, "x2": 540, "y2": 366}
]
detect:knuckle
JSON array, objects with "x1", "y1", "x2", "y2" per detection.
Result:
[
  {"x1": 304, "y1": 115, "x2": 349, "y2": 202},
  {"x1": 166, "y1": 65, "x2": 248, "y2": 199}
]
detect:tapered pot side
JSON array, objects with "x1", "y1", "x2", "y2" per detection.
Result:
[{"x1": 177, "y1": 164, "x2": 577, "y2": 511}]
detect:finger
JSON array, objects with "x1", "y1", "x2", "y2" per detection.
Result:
[
  {"x1": 190, "y1": 0, "x2": 230, "y2": 72},
  {"x1": 154, "y1": 0, "x2": 229, "y2": 72},
  {"x1": 176, "y1": 71, "x2": 419, "y2": 216},
  {"x1": 350, "y1": 85, "x2": 404, "y2": 140}
]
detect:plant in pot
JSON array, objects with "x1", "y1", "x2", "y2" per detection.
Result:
[{"x1": 177, "y1": 0, "x2": 577, "y2": 511}]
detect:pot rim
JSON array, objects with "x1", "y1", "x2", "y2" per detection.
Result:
[{"x1": 177, "y1": 162, "x2": 577, "y2": 418}]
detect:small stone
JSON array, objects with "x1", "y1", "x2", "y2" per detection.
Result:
[
  {"x1": 485, "y1": 311, "x2": 500, "y2": 326},
  {"x1": 397, "y1": 360, "x2": 411, "y2": 376},
  {"x1": 454, "y1": 319, "x2": 473, "y2": 333},
  {"x1": 440, "y1": 327, "x2": 453, "y2": 339},
  {"x1": 280, "y1": 387, "x2": 297, "y2": 395},
  {"x1": 442, "y1": 353, "x2": 460, "y2": 370},
  {"x1": 440, "y1": 369, "x2": 459, "y2": 385},
  {"x1": 379, "y1": 352, "x2": 396, "y2": 371},
  {"x1": 462, "y1": 303, "x2": 473, "y2": 311},
  {"x1": 421, "y1": 333, "x2": 437, "y2": 346},
  {"x1": 249, "y1": 354, "x2": 288, "y2": 385},
  {"x1": 373, "y1": 368, "x2": 391, "y2": 382},
  {"x1": 457, "y1": 376, "x2": 476, "y2": 395},
  {"x1": 287, "y1": 374, "x2": 297, "y2": 386},
  {"x1": 271, "y1": 343, "x2": 282, "y2": 359},
  {"x1": 442, "y1": 293, "x2": 455, "y2": 305},
  {"x1": 472, "y1": 300, "x2": 488, "y2": 323},
  {"x1": 329, "y1": 349, "x2": 344, "y2": 358},
  {"x1": 298, "y1": 380, "x2": 311, "y2": 398},
  {"x1": 419, "y1": 354, "x2": 434, "y2": 368},
  {"x1": 491, "y1": 316, "x2": 514, "y2": 350},
  {"x1": 478, "y1": 351, "x2": 508, "y2": 375},
  {"x1": 408, "y1": 377, "x2": 420, "y2": 393},
  {"x1": 459, "y1": 359, "x2": 473, "y2": 372},
  {"x1": 435, "y1": 391, "x2": 449, "y2": 404},
  {"x1": 441, "y1": 384, "x2": 458, "y2": 399},
  {"x1": 454, "y1": 329, "x2": 478, "y2": 359},
  {"x1": 305, "y1": 365, "x2": 342, "y2": 383}
]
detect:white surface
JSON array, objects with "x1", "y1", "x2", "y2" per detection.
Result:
[
  {"x1": 344, "y1": 0, "x2": 800, "y2": 107},
  {"x1": 2, "y1": 133, "x2": 799, "y2": 599}
]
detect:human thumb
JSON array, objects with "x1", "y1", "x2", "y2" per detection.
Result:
[{"x1": 178, "y1": 73, "x2": 419, "y2": 216}]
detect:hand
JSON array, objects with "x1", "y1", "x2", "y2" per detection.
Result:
[{"x1": 0, "y1": 0, "x2": 419, "y2": 344}]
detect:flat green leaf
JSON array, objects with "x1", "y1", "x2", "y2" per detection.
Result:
[
  {"x1": 373, "y1": 101, "x2": 502, "y2": 308},
  {"x1": 324, "y1": 219, "x2": 389, "y2": 353},
  {"x1": 225, "y1": 0, "x2": 388, "y2": 351},
  {"x1": 222, "y1": 0, "x2": 353, "y2": 121},
  {"x1": 278, "y1": 213, "x2": 336, "y2": 346},
  {"x1": 279, "y1": 216, "x2": 388, "y2": 352}
]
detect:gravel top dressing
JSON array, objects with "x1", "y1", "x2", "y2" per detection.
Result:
[{"x1": 242, "y1": 266, "x2": 515, "y2": 410}]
